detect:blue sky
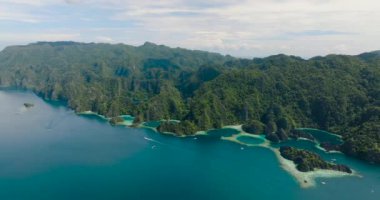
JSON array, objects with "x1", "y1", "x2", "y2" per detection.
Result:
[{"x1": 0, "y1": 0, "x2": 379, "y2": 58}]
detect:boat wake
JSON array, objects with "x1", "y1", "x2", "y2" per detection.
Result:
[{"x1": 144, "y1": 136, "x2": 163, "y2": 145}]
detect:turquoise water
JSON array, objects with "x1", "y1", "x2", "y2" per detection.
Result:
[
  {"x1": 0, "y1": 90, "x2": 379, "y2": 200},
  {"x1": 296, "y1": 128, "x2": 343, "y2": 145},
  {"x1": 236, "y1": 135, "x2": 265, "y2": 145},
  {"x1": 120, "y1": 115, "x2": 135, "y2": 121},
  {"x1": 142, "y1": 121, "x2": 161, "y2": 128}
]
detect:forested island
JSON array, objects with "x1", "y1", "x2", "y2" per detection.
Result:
[
  {"x1": 0, "y1": 41, "x2": 379, "y2": 164},
  {"x1": 280, "y1": 146, "x2": 352, "y2": 173}
]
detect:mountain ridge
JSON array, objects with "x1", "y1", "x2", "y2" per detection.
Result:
[{"x1": 2, "y1": 41, "x2": 378, "y2": 60}]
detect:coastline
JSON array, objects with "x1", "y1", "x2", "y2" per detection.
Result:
[
  {"x1": 296, "y1": 128, "x2": 343, "y2": 139},
  {"x1": 75, "y1": 112, "x2": 357, "y2": 189},
  {"x1": 272, "y1": 148, "x2": 358, "y2": 188},
  {"x1": 78, "y1": 111, "x2": 136, "y2": 126},
  {"x1": 117, "y1": 115, "x2": 135, "y2": 126},
  {"x1": 78, "y1": 111, "x2": 110, "y2": 121},
  {"x1": 224, "y1": 125, "x2": 357, "y2": 188},
  {"x1": 315, "y1": 144, "x2": 343, "y2": 154},
  {"x1": 222, "y1": 125, "x2": 269, "y2": 146}
]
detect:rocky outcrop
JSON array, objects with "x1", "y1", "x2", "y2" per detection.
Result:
[
  {"x1": 23, "y1": 103, "x2": 34, "y2": 108},
  {"x1": 320, "y1": 142, "x2": 341, "y2": 152}
]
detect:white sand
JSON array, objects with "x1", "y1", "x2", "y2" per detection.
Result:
[
  {"x1": 315, "y1": 144, "x2": 344, "y2": 154},
  {"x1": 195, "y1": 130, "x2": 208, "y2": 136},
  {"x1": 222, "y1": 125, "x2": 269, "y2": 147},
  {"x1": 223, "y1": 125, "x2": 244, "y2": 131},
  {"x1": 78, "y1": 111, "x2": 109, "y2": 120},
  {"x1": 272, "y1": 148, "x2": 357, "y2": 188},
  {"x1": 116, "y1": 120, "x2": 133, "y2": 126},
  {"x1": 116, "y1": 115, "x2": 135, "y2": 126},
  {"x1": 160, "y1": 119, "x2": 181, "y2": 123}
]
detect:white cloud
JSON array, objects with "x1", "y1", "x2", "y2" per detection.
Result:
[
  {"x1": 0, "y1": 11, "x2": 40, "y2": 23},
  {"x1": 115, "y1": 2, "x2": 377, "y2": 56},
  {"x1": 0, "y1": 32, "x2": 80, "y2": 43},
  {"x1": 0, "y1": 0, "x2": 56, "y2": 6},
  {"x1": 0, "y1": 0, "x2": 379, "y2": 57},
  {"x1": 95, "y1": 36, "x2": 115, "y2": 43}
]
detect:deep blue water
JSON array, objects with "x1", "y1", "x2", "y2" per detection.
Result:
[{"x1": 0, "y1": 90, "x2": 379, "y2": 200}]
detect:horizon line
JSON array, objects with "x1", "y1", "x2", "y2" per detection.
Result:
[{"x1": 1, "y1": 40, "x2": 378, "y2": 60}]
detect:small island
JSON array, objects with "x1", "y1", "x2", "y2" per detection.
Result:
[
  {"x1": 280, "y1": 146, "x2": 352, "y2": 173},
  {"x1": 23, "y1": 103, "x2": 34, "y2": 108}
]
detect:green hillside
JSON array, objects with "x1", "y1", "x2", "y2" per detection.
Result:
[{"x1": 0, "y1": 41, "x2": 379, "y2": 164}]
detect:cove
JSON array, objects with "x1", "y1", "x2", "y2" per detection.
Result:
[{"x1": 0, "y1": 90, "x2": 379, "y2": 200}]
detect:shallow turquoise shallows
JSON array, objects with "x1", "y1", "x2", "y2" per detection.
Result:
[{"x1": 0, "y1": 90, "x2": 379, "y2": 200}]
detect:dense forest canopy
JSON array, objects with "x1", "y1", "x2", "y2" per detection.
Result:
[{"x1": 0, "y1": 41, "x2": 379, "y2": 164}]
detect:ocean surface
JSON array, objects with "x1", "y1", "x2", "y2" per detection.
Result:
[{"x1": 0, "y1": 90, "x2": 379, "y2": 200}]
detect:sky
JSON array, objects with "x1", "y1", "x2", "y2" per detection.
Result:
[{"x1": 0, "y1": 0, "x2": 379, "y2": 58}]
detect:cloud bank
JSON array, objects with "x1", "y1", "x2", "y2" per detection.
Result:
[{"x1": 0, "y1": 0, "x2": 379, "y2": 57}]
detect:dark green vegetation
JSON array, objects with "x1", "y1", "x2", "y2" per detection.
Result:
[
  {"x1": 242, "y1": 120, "x2": 265, "y2": 134},
  {"x1": 0, "y1": 42, "x2": 379, "y2": 164},
  {"x1": 157, "y1": 120, "x2": 198, "y2": 136},
  {"x1": 280, "y1": 146, "x2": 352, "y2": 173},
  {"x1": 319, "y1": 142, "x2": 341, "y2": 152},
  {"x1": 109, "y1": 116, "x2": 124, "y2": 126}
]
